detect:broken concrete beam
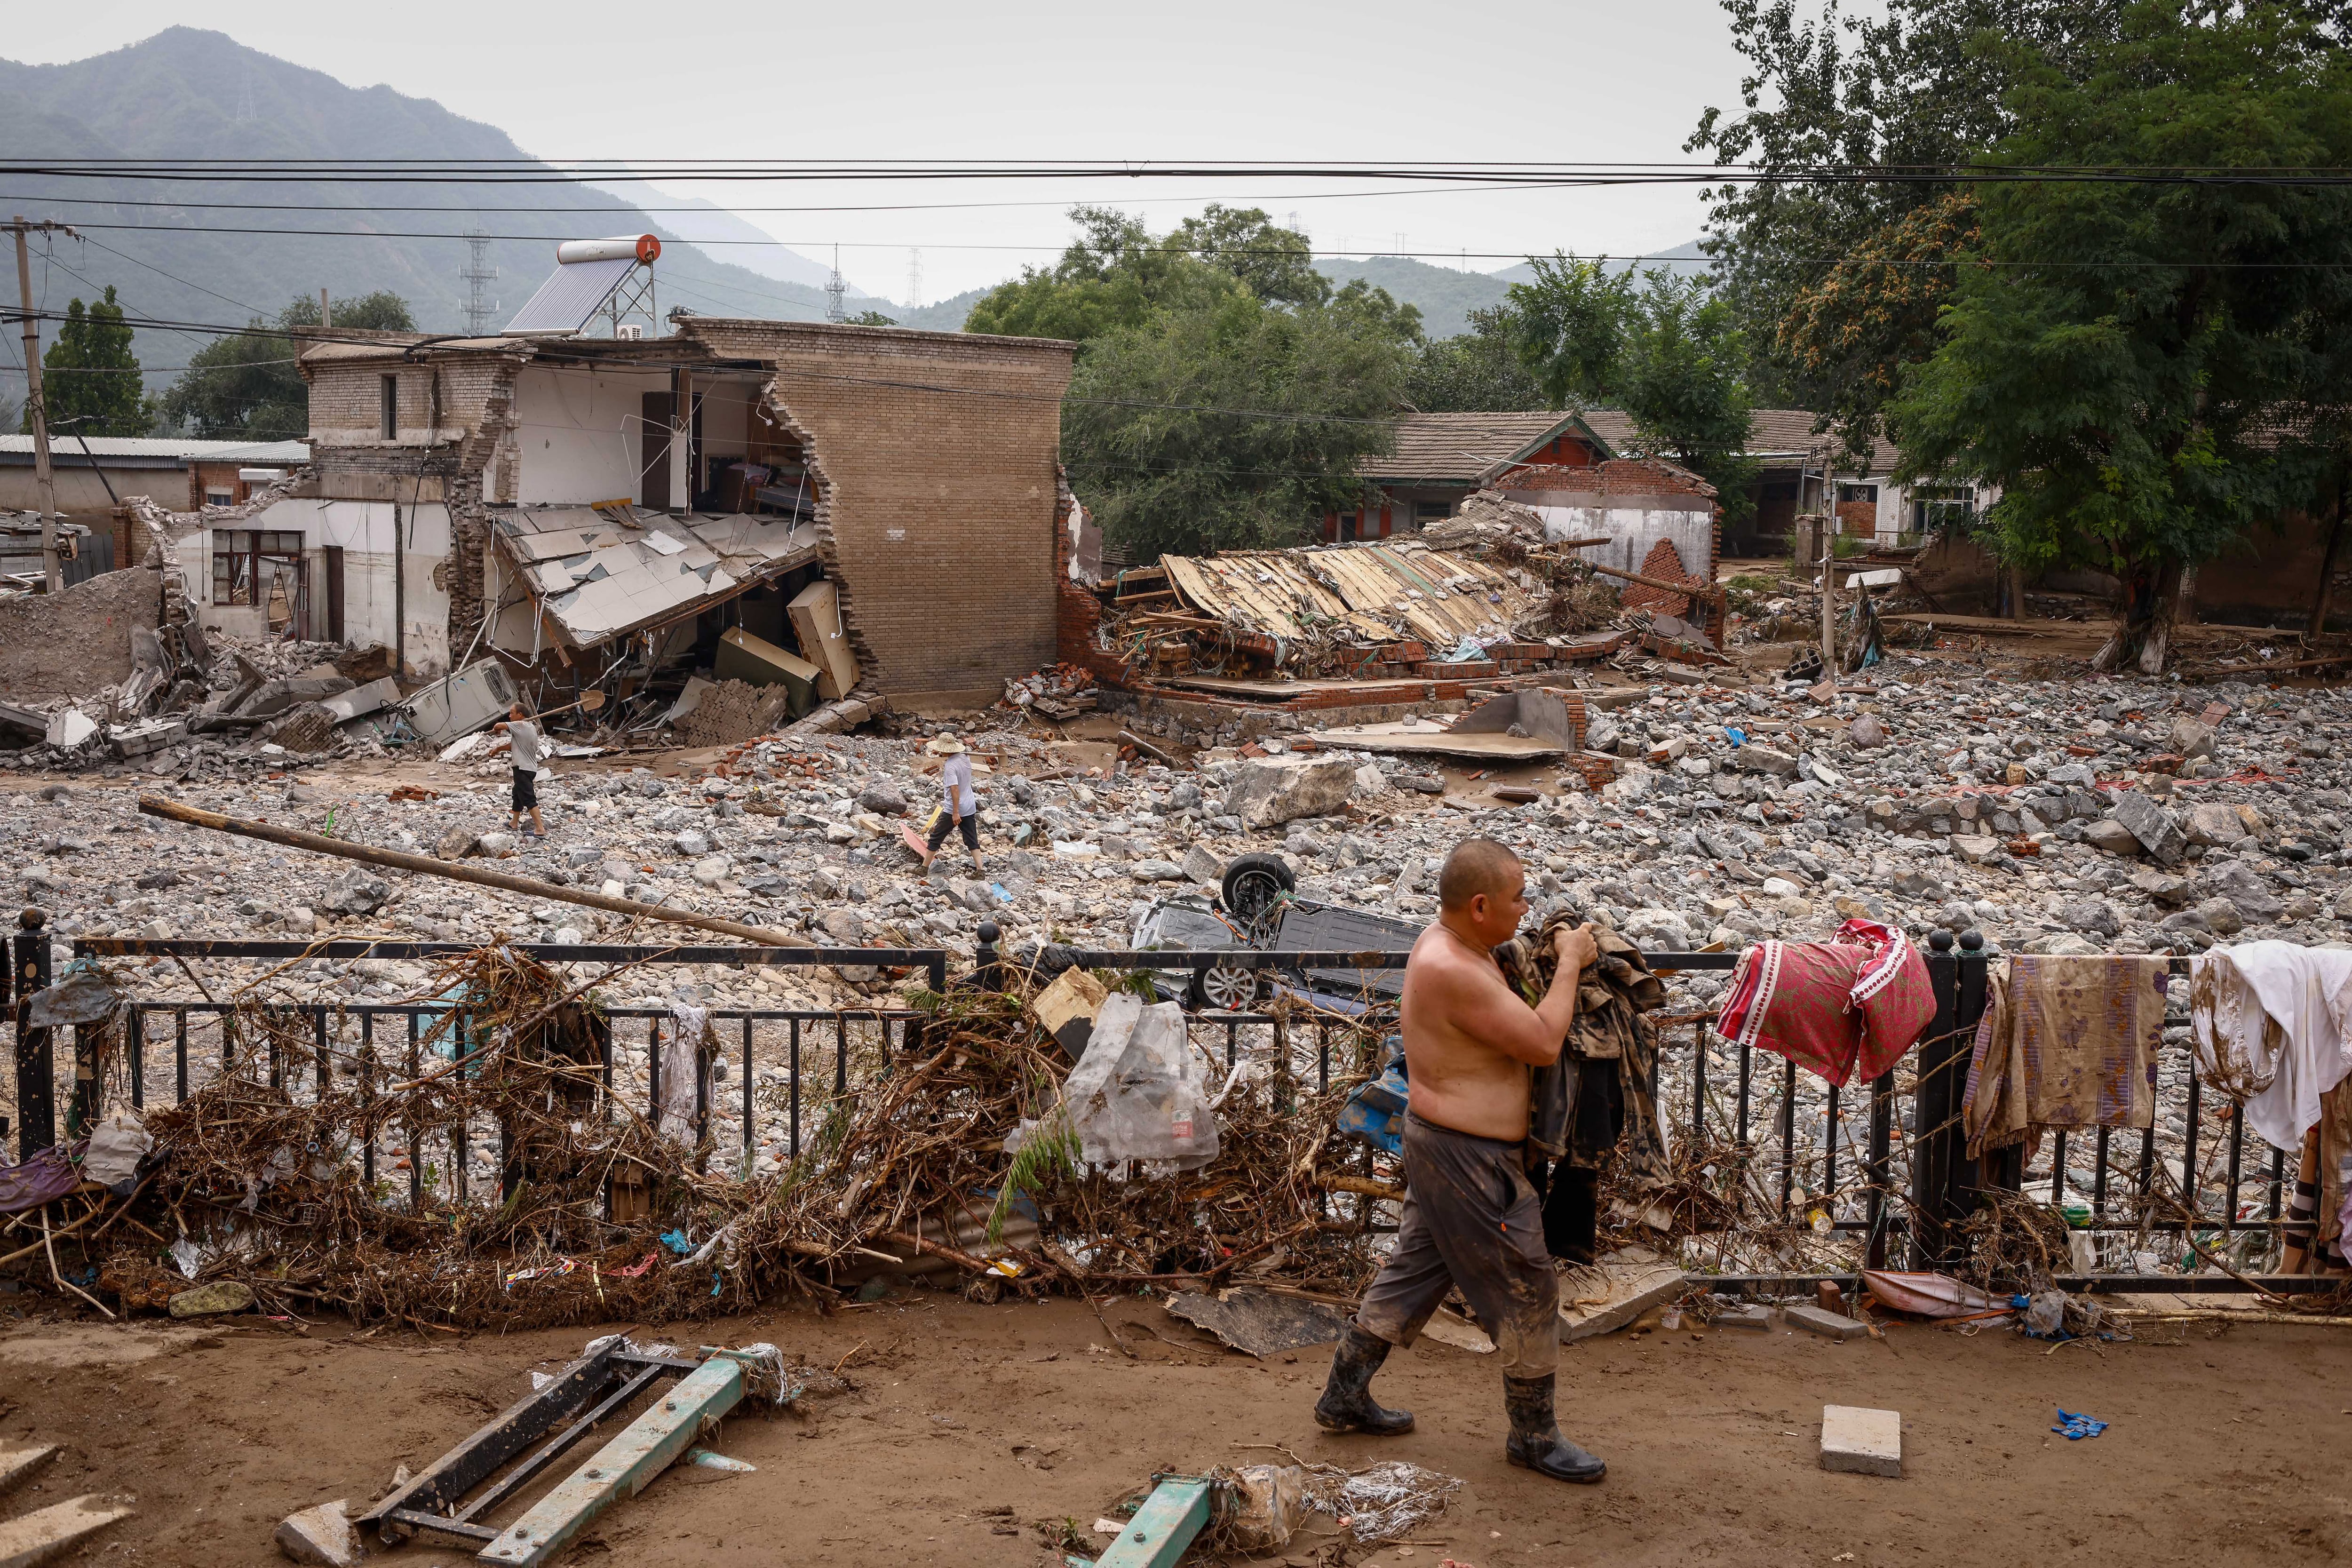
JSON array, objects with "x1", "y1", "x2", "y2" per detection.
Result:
[
  {"x1": 1557, "y1": 1263, "x2": 1687, "y2": 1342},
  {"x1": 0, "y1": 1445, "x2": 56, "y2": 1501},
  {"x1": 1784, "y1": 1303, "x2": 1861, "y2": 1342},
  {"x1": 273, "y1": 1497, "x2": 362, "y2": 1567},
  {"x1": 230, "y1": 675, "x2": 356, "y2": 722},
  {"x1": 0, "y1": 1494, "x2": 135, "y2": 1568},
  {"x1": 1820, "y1": 1405, "x2": 1902, "y2": 1477}
]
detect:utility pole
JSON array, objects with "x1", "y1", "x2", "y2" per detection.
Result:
[
  {"x1": 320, "y1": 287, "x2": 331, "y2": 329},
  {"x1": 8, "y1": 216, "x2": 77, "y2": 593}
]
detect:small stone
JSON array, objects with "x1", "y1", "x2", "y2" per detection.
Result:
[
  {"x1": 2183, "y1": 802, "x2": 2247, "y2": 847},
  {"x1": 1848, "y1": 715, "x2": 1887, "y2": 748},
  {"x1": 434, "y1": 827, "x2": 479, "y2": 860},
  {"x1": 819, "y1": 907, "x2": 866, "y2": 944},
  {"x1": 674, "y1": 829, "x2": 711, "y2": 857},
  {"x1": 856, "y1": 782, "x2": 908, "y2": 816},
  {"x1": 824, "y1": 821, "x2": 858, "y2": 844},
  {"x1": 564, "y1": 845, "x2": 603, "y2": 868},
  {"x1": 1820, "y1": 1405, "x2": 1902, "y2": 1478},
  {"x1": 1130, "y1": 859, "x2": 1185, "y2": 883},
  {"x1": 1182, "y1": 844, "x2": 1223, "y2": 884},
  {"x1": 2195, "y1": 898, "x2": 2245, "y2": 937},
  {"x1": 2168, "y1": 717, "x2": 2216, "y2": 759},
  {"x1": 691, "y1": 856, "x2": 730, "y2": 888},
  {"x1": 2130, "y1": 869, "x2": 2194, "y2": 908},
  {"x1": 476, "y1": 831, "x2": 516, "y2": 856},
  {"x1": 1949, "y1": 833, "x2": 2004, "y2": 865},
  {"x1": 1732, "y1": 744, "x2": 1799, "y2": 777},
  {"x1": 2059, "y1": 898, "x2": 2121, "y2": 938},
  {"x1": 601, "y1": 878, "x2": 628, "y2": 899}
]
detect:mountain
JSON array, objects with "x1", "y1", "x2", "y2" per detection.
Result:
[
  {"x1": 0, "y1": 29, "x2": 885, "y2": 396},
  {"x1": 892, "y1": 287, "x2": 989, "y2": 334},
  {"x1": 1313, "y1": 255, "x2": 1514, "y2": 340},
  {"x1": 1488, "y1": 239, "x2": 1712, "y2": 287}
]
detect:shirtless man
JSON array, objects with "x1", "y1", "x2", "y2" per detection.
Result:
[{"x1": 1312, "y1": 836, "x2": 1607, "y2": 1484}]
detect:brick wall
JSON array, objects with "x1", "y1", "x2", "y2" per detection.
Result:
[{"x1": 685, "y1": 318, "x2": 1076, "y2": 704}]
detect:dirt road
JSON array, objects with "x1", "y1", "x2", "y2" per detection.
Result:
[{"x1": 1, "y1": 1291, "x2": 2344, "y2": 1567}]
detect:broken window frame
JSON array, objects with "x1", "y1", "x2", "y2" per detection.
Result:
[{"x1": 211, "y1": 529, "x2": 306, "y2": 610}]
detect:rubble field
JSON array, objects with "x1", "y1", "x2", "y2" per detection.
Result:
[{"x1": 0, "y1": 1296, "x2": 2341, "y2": 1568}]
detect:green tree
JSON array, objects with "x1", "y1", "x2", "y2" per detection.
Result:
[
  {"x1": 1688, "y1": 0, "x2": 2123, "y2": 465},
  {"x1": 974, "y1": 207, "x2": 1420, "y2": 557},
  {"x1": 1889, "y1": 1, "x2": 2352, "y2": 668},
  {"x1": 1407, "y1": 304, "x2": 1547, "y2": 413},
  {"x1": 29, "y1": 286, "x2": 152, "y2": 437},
  {"x1": 161, "y1": 290, "x2": 414, "y2": 439},
  {"x1": 1510, "y1": 256, "x2": 1759, "y2": 521}
]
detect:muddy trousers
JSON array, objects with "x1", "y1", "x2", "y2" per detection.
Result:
[{"x1": 1352, "y1": 1113, "x2": 1559, "y2": 1379}]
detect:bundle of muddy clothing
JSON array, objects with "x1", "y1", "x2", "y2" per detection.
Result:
[{"x1": 1496, "y1": 915, "x2": 1669, "y2": 1264}]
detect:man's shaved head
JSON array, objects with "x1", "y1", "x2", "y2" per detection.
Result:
[{"x1": 1438, "y1": 838, "x2": 1523, "y2": 911}]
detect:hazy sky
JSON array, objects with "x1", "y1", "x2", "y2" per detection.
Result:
[{"x1": 21, "y1": 1, "x2": 1754, "y2": 302}]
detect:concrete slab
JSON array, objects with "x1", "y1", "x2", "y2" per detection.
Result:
[
  {"x1": 1713, "y1": 1302, "x2": 1774, "y2": 1331},
  {"x1": 0, "y1": 1494, "x2": 134, "y2": 1568},
  {"x1": 0, "y1": 1446, "x2": 55, "y2": 1502},
  {"x1": 1785, "y1": 1303, "x2": 1862, "y2": 1342},
  {"x1": 1558, "y1": 1263, "x2": 1687, "y2": 1342},
  {"x1": 1820, "y1": 1404, "x2": 1902, "y2": 1477}
]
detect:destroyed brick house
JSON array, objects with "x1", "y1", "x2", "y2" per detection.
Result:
[
  {"x1": 1333, "y1": 408, "x2": 1982, "y2": 556},
  {"x1": 0, "y1": 435, "x2": 305, "y2": 583},
  {"x1": 142, "y1": 309, "x2": 1075, "y2": 722}
]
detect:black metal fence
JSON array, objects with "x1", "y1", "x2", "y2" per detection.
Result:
[{"x1": 6, "y1": 932, "x2": 2299, "y2": 1287}]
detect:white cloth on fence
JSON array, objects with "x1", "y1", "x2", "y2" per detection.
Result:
[
  {"x1": 660, "y1": 1001, "x2": 709, "y2": 1148},
  {"x1": 2188, "y1": 942, "x2": 2352, "y2": 1152}
]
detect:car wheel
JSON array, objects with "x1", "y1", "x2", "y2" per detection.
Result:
[
  {"x1": 1192, "y1": 963, "x2": 1262, "y2": 1012},
  {"x1": 1219, "y1": 852, "x2": 1296, "y2": 925}
]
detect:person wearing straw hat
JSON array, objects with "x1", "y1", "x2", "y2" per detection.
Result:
[{"x1": 922, "y1": 734, "x2": 985, "y2": 874}]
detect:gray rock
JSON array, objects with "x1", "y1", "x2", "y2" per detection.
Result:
[
  {"x1": 321, "y1": 870, "x2": 390, "y2": 917},
  {"x1": 434, "y1": 827, "x2": 479, "y2": 860},
  {"x1": 2060, "y1": 898, "x2": 2122, "y2": 938},
  {"x1": 1950, "y1": 833, "x2": 2005, "y2": 865},
  {"x1": 857, "y1": 782, "x2": 908, "y2": 816},
  {"x1": 691, "y1": 856, "x2": 730, "y2": 888},
  {"x1": 2168, "y1": 716, "x2": 2216, "y2": 758},
  {"x1": 1131, "y1": 859, "x2": 1186, "y2": 882},
  {"x1": 1221, "y1": 755, "x2": 1359, "y2": 830},
  {"x1": 1849, "y1": 715, "x2": 1888, "y2": 748},
  {"x1": 1732, "y1": 744, "x2": 1799, "y2": 777},
  {"x1": 564, "y1": 844, "x2": 604, "y2": 867},
  {"x1": 818, "y1": 907, "x2": 866, "y2": 944},
  {"x1": 275, "y1": 1498, "x2": 364, "y2": 1568},
  {"x1": 476, "y1": 831, "x2": 516, "y2": 856},
  {"x1": 2195, "y1": 897, "x2": 2245, "y2": 937},
  {"x1": 2130, "y1": 869, "x2": 2194, "y2": 908},
  {"x1": 2183, "y1": 802, "x2": 2249, "y2": 847},
  {"x1": 135, "y1": 869, "x2": 182, "y2": 890},
  {"x1": 2108, "y1": 790, "x2": 2185, "y2": 864},
  {"x1": 674, "y1": 829, "x2": 711, "y2": 857},
  {"x1": 2197, "y1": 859, "x2": 2283, "y2": 923},
  {"x1": 1182, "y1": 844, "x2": 1223, "y2": 884},
  {"x1": 2081, "y1": 819, "x2": 2143, "y2": 857}
]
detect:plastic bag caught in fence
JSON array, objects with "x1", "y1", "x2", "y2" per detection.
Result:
[{"x1": 1063, "y1": 992, "x2": 1220, "y2": 1169}]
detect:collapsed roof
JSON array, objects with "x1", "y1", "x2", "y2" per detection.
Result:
[{"x1": 488, "y1": 503, "x2": 822, "y2": 653}]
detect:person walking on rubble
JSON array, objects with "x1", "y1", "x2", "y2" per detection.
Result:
[
  {"x1": 1312, "y1": 836, "x2": 1608, "y2": 1485},
  {"x1": 920, "y1": 734, "x2": 986, "y2": 876},
  {"x1": 494, "y1": 702, "x2": 548, "y2": 840}
]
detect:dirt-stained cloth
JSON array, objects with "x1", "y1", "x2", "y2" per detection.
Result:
[
  {"x1": 1962, "y1": 955, "x2": 2171, "y2": 1160},
  {"x1": 1353, "y1": 1113, "x2": 1559, "y2": 1378},
  {"x1": 1715, "y1": 919, "x2": 1933, "y2": 1089},
  {"x1": 1495, "y1": 916, "x2": 1669, "y2": 1183}
]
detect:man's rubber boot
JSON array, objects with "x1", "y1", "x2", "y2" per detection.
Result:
[
  {"x1": 1503, "y1": 1374, "x2": 1606, "y2": 1483},
  {"x1": 1313, "y1": 1326, "x2": 1414, "y2": 1435}
]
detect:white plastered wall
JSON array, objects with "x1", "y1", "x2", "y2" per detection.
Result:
[
  {"x1": 512, "y1": 365, "x2": 668, "y2": 505},
  {"x1": 1517, "y1": 498, "x2": 1718, "y2": 584},
  {"x1": 190, "y1": 498, "x2": 453, "y2": 679}
]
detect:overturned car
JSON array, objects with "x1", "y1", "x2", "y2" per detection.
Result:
[{"x1": 1131, "y1": 852, "x2": 1421, "y2": 1013}]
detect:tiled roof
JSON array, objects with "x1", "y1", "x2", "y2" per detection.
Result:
[
  {"x1": 1513, "y1": 407, "x2": 1898, "y2": 474},
  {"x1": 1357, "y1": 412, "x2": 1589, "y2": 482},
  {"x1": 490, "y1": 503, "x2": 823, "y2": 650}
]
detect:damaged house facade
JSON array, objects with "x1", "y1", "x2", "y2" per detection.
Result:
[{"x1": 159, "y1": 297, "x2": 1075, "y2": 714}]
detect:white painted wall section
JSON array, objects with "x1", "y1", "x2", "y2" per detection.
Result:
[{"x1": 513, "y1": 366, "x2": 665, "y2": 505}]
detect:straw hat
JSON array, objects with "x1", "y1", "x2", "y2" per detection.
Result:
[{"x1": 926, "y1": 734, "x2": 968, "y2": 756}]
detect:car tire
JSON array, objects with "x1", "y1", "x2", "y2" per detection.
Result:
[{"x1": 1219, "y1": 852, "x2": 1296, "y2": 925}]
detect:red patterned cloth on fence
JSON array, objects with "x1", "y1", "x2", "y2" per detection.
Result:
[
  {"x1": 1962, "y1": 955, "x2": 2172, "y2": 1159},
  {"x1": 1713, "y1": 920, "x2": 1933, "y2": 1088}
]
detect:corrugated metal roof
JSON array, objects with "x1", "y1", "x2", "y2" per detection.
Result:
[
  {"x1": 0, "y1": 435, "x2": 307, "y2": 462},
  {"x1": 492, "y1": 504, "x2": 823, "y2": 650},
  {"x1": 1157, "y1": 540, "x2": 1528, "y2": 648}
]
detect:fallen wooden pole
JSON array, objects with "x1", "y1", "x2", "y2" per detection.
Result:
[
  {"x1": 1586, "y1": 561, "x2": 1720, "y2": 600},
  {"x1": 136, "y1": 794, "x2": 808, "y2": 949},
  {"x1": 1117, "y1": 728, "x2": 1178, "y2": 767}
]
